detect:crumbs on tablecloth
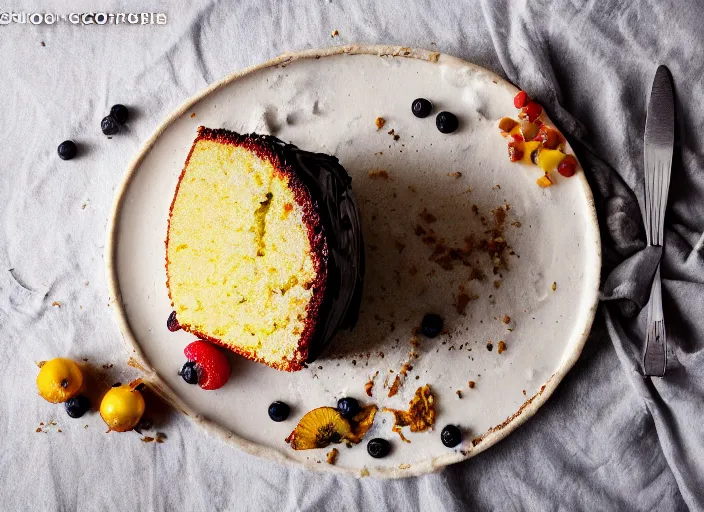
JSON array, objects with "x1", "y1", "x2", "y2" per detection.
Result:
[
  {"x1": 387, "y1": 128, "x2": 400, "y2": 141},
  {"x1": 326, "y1": 448, "x2": 339, "y2": 465},
  {"x1": 367, "y1": 169, "x2": 389, "y2": 180},
  {"x1": 468, "y1": 380, "x2": 476, "y2": 389},
  {"x1": 331, "y1": 29, "x2": 339, "y2": 38},
  {"x1": 486, "y1": 341, "x2": 493, "y2": 351},
  {"x1": 552, "y1": 281, "x2": 557, "y2": 291},
  {"x1": 375, "y1": 117, "x2": 386, "y2": 130},
  {"x1": 456, "y1": 389, "x2": 463, "y2": 399},
  {"x1": 497, "y1": 340, "x2": 507, "y2": 354},
  {"x1": 51, "y1": 301, "x2": 62, "y2": 307},
  {"x1": 448, "y1": 172, "x2": 462, "y2": 178}
]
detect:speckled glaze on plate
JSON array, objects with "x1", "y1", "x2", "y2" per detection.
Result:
[{"x1": 106, "y1": 46, "x2": 601, "y2": 478}]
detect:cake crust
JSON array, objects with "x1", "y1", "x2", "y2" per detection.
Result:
[{"x1": 166, "y1": 127, "x2": 327, "y2": 371}]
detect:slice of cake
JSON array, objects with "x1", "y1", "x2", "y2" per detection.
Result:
[{"x1": 166, "y1": 127, "x2": 364, "y2": 371}]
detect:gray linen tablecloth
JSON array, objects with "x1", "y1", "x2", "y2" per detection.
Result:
[{"x1": 1, "y1": 1, "x2": 702, "y2": 510}]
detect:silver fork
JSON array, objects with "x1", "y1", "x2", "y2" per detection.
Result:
[{"x1": 642, "y1": 65, "x2": 674, "y2": 377}]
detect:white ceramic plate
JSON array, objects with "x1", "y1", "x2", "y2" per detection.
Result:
[{"x1": 106, "y1": 46, "x2": 600, "y2": 478}]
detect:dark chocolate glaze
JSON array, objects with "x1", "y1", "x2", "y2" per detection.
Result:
[{"x1": 254, "y1": 134, "x2": 365, "y2": 363}]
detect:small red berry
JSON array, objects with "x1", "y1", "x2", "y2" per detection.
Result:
[
  {"x1": 522, "y1": 102, "x2": 543, "y2": 122},
  {"x1": 508, "y1": 141, "x2": 524, "y2": 162},
  {"x1": 183, "y1": 341, "x2": 231, "y2": 390},
  {"x1": 535, "y1": 125, "x2": 562, "y2": 149},
  {"x1": 513, "y1": 91, "x2": 530, "y2": 109},
  {"x1": 557, "y1": 155, "x2": 578, "y2": 177}
]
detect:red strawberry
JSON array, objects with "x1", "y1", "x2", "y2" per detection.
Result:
[
  {"x1": 513, "y1": 90, "x2": 530, "y2": 108},
  {"x1": 183, "y1": 341, "x2": 231, "y2": 390}
]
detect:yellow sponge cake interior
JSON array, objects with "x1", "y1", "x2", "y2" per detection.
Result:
[{"x1": 167, "y1": 130, "x2": 323, "y2": 371}]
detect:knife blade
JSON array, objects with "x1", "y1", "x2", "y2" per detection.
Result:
[{"x1": 642, "y1": 65, "x2": 674, "y2": 377}]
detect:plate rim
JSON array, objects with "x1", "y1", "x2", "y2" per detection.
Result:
[{"x1": 104, "y1": 44, "x2": 602, "y2": 479}]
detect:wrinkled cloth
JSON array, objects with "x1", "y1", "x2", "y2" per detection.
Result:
[{"x1": 1, "y1": 0, "x2": 702, "y2": 510}]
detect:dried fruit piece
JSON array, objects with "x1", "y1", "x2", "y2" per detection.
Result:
[
  {"x1": 522, "y1": 101, "x2": 543, "y2": 122},
  {"x1": 534, "y1": 125, "x2": 562, "y2": 149},
  {"x1": 348, "y1": 405, "x2": 378, "y2": 443},
  {"x1": 520, "y1": 141, "x2": 542, "y2": 165},
  {"x1": 383, "y1": 385, "x2": 436, "y2": 443},
  {"x1": 537, "y1": 148, "x2": 567, "y2": 173},
  {"x1": 513, "y1": 90, "x2": 530, "y2": 108},
  {"x1": 557, "y1": 154, "x2": 578, "y2": 177},
  {"x1": 285, "y1": 407, "x2": 352, "y2": 450},
  {"x1": 498, "y1": 117, "x2": 518, "y2": 132},
  {"x1": 508, "y1": 141, "x2": 524, "y2": 162},
  {"x1": 520, "y1": 119, "x2": 539, "y2": 141},
  {"x1": 537, "y1": 174, "x2": 553, "y2": 188}
]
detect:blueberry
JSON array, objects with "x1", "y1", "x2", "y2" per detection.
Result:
[
  {"x1": 441, "y1": 424, "x2": 462, "y2": 447},
  {"x1": 367, "y1": 438, "x2": 391, "y2": 458},
  {"x1": 110, "y1": 104, "x2": 129, "y2": 125},
  {"x1": 101, "y1": 115, "x2": 120, "y2": 135},
  {"x1": 65, "y1": 395, "x2": 91, "y2": 418},
  {"x1": 57, "y1": 140, "x2": 77, "y2": 160},
  {"x1": 412, "y1": 98, "x2": 432, "y2": 118},
  {"x1": 268, "y1": 401, "x2": 290, "y2": 422},
  {"x1": 337, "y1": 397, "x2": 361, "y2": 419},
  {"x1": 179, "y1": 361, "x2": 198, "y2": 384},
  {"x1": 421, "y1": 313, "x2": 443, "y2": 338},
  {"x1": 436, "y1": 111, "x2": 459, "y2": 134},
  {"x1": 166, "y1": 311, "x2": 181, "y2": 332}
]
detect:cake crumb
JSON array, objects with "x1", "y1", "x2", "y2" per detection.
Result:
[
  {"x1": 497, "y1": 341, "x2": 507, "y2": 354},
  {"x1": 387, "y1": 128, "x2": 400, "y2": 141},
  {"x1": 448, "y1": 172, "x2": 462, "y2": 178},
  {"x1": 468, "y1": 380, "x2": 476, "y2": 389},
  {"x1": 57, "y1": 429, "x2": 62, "y2": 433},
  {"x1": 503, "y1": 315, "x2": 511, "y2": 324},
  {"x1": 456, "y1": 390, "x2": 463, "y2": 399},
  {"x1": 552, "y1": 281, "x2": 557, "y2": 291},
  {"x1": 365, "y1": 371, "x2": 379, "y2": 397},
  {"x1": 141, "y1": 437, "x2": 155, "y2": 443},
  {"x1": 41, "y1": 41, "x2": 46, "y2": 47},
  {"x1": 383, "y1": 385, "x2": 436, "y2": 442},
  {"x1": 326, "y1": 448, "x2": 339, "y2": 464},
  {"x1": 190, "y1": 113, "x2": 196, "y2": 118},
  {"x1": 486, "y1": 341, "x2": 493, "y2": 351},
  {"x1": 51, "y1": 301, "x2": 61, "y2": 307},
  {"x1": 35, "y1": 428, "x2": 42, "y2": 433},
  {"x1": 331, "y1": 29, "x2": 339, "y2": 38},
  {"x1": 419, "y1": 209, "x2": 437, "y2": 223},
  {"x1": 511, "y1": 221, "x2": 522, "y2": 228},
  {"x1": 455, "y1": 290, "x2": 471, "y2": 315},
  {"x1": 492, "y1": 184, "x2": 501, "y2": 190},
  {"x1": 388, "y1": 374, "x2": 402, "y2": 397},
  {"x1": 155, "y1": 432, "x2": 167, "y2": 443},
  {"x1": 367, "y1": 169, "x2": 389, "y2": 180},
  {"x1": 493, "y1": 280, "x2": 501, "y2": 288},
  {"x1": 522, "y1": 389, "x2": 527, "y2": 396},
  {"x1": 375, "y1": 117, "x2": 386, "y2": 130}
]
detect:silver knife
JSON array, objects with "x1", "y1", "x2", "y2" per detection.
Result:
[{"x1": 642, "y1": 65, "x2": 674, "y2": 377}]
